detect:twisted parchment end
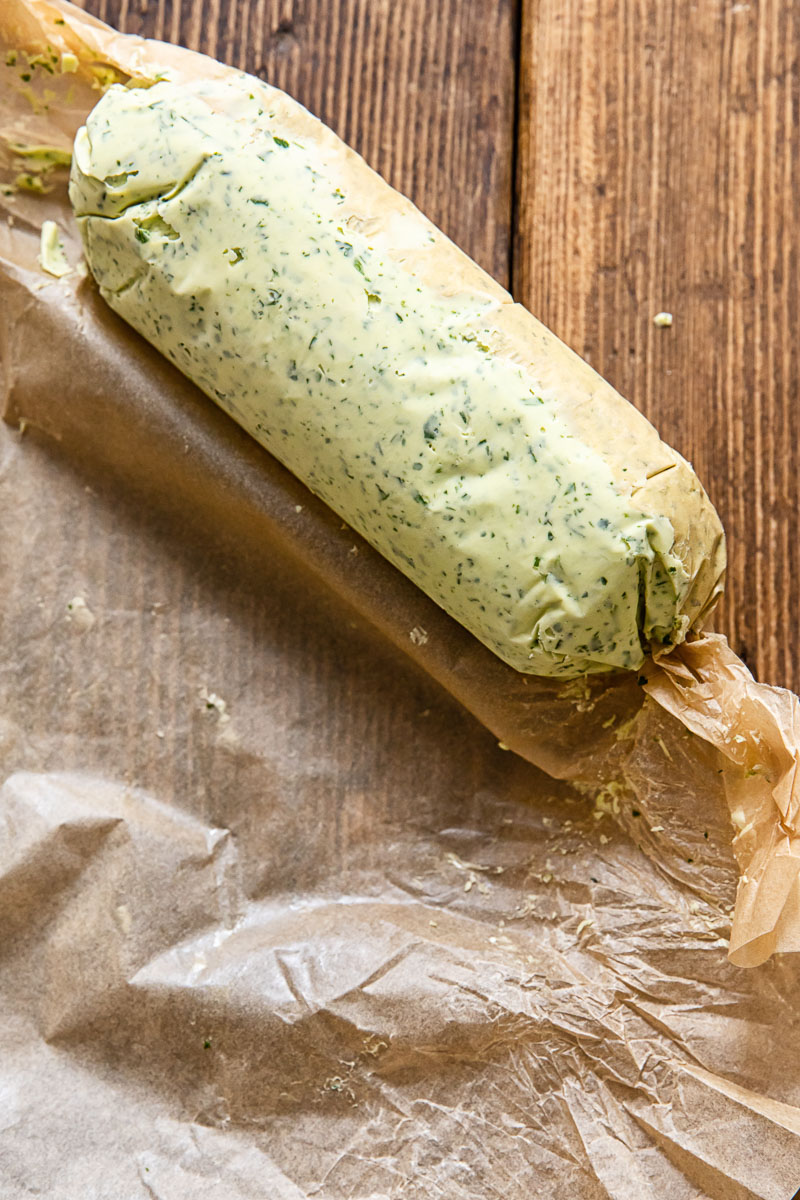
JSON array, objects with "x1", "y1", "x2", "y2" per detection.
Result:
[{"x1": 647, "y1": 634, "x2": 800, "y2": 966}]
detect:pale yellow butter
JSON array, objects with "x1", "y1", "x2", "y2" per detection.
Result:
[
  {"x1": 38, "y1": 219, "x2": 70, "y2": 277},
  {"x1": 70, "y1": 80, "x2": 696, "y2": 677}
]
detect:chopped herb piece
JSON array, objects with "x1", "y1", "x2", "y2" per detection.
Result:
[{"x1": 423, "y1": 415, "x2": 439, "y2": 441}]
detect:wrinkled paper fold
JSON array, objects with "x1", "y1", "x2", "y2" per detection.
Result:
[{"x1": 2, "y1": 2, "x2": 800, "y2": 1196}]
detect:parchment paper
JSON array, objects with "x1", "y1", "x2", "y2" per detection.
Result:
[{"x1": 2, "y1": 3, "x2": 800, "y2": 1197}]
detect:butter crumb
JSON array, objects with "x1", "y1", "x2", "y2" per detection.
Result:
[
  {"x1": 38, "y1": 220, "x2": 71, "y2": 277},
  {"x1": 65, "y1": 595, "x2": 95, "y2": 631},
  {"x1": 200, "y1": 686, "x2": 230, "y2": 723}
]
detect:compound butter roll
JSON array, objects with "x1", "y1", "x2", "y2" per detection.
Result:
[{"x1": 69, "y1": 76, "x2": 725, "y2": 677}]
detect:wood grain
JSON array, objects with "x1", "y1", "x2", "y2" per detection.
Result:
[
  {"x1": 75, "y1": 0, "x2": 799, "y2": 695},
  {"x1": 74, "y1": 0, "x2": 517, "y2": 284},
  {"x1": 515, "y1": 0, "x2": 800, "y2": 692}
]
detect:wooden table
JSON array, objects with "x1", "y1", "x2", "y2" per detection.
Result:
[{"x1": 79, "y1": 0, "x2": 800, "y2": 693}]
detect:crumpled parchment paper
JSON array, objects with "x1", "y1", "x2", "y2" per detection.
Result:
[{"x1": 2, "y1": 3, "x2": 800, "y2": 1197}]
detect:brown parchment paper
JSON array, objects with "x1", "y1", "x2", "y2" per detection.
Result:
[{"x1": 2, "y1": 3, "x2": 800, "y2": 1197}]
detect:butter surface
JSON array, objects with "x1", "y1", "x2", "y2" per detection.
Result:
[
  {"x1": 38, "y1": 219, "x2": 70, "y2": 276},
  {"x1": 71, "y1": 80, "x2": 695, "y2": 677}
]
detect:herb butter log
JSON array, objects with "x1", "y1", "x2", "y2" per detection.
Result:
[{"x1": 69, "y1": 78, "x2": 725, "y2": 677}]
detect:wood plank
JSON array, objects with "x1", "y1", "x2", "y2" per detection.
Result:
[
  {"x1": 4, "y1": 0, "x2": 520, "y2": 908},
  {"x1": 75, "y1": 0, "x2": 517, "y2": 284},
  {"x1": 515, "y1": 0, "x2": 800, "y2": 691}
]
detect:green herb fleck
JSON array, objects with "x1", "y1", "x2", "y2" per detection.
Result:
[{"x1": 423, "y1": 415, "x2": 439, "y2": 441}]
